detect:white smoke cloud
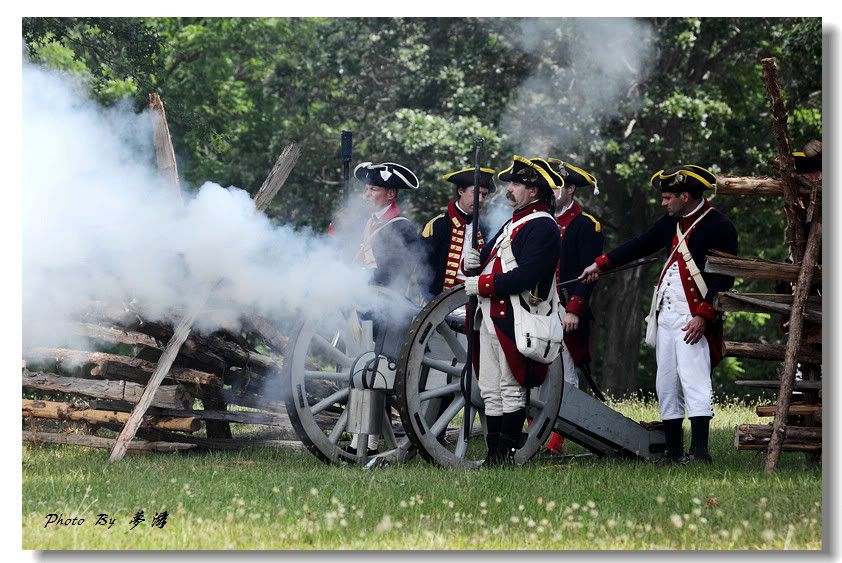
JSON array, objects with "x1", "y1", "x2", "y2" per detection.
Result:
[
  {"x1": 499, "y1": 17, "x2": 655, "y2": 158},
  {"x1": 22, "y1": 62, "x2": 389, "y2": 355}
]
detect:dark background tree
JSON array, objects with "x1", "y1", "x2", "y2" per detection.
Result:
[{"x1": 22, "y1": 16, "x2": 822, "y2": 400}]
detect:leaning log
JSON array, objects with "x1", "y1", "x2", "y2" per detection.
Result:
[
  {"x1": 724, "y1": 341, "x2": 821, "y2": 365},
  {"x1": 761, "y1": 58, "x2": 807, "y2": 262},
  {"x1": 714, "y1": 292, "x2": 822, "y2": 322},
  {"x1": 23, "y1": 399, "x2": 201, "y2": 432},
  {"x1": 22, "y1": 369, "x2": 192, "y2": 410},
  {"x1": 253, "y1": 143, "x2": 302, "y2": 213},
  {"x1": 23, "y1": 431, "x2": 195, "y2": 452},
  {"x1": 149, "y1": 93, "x2": 182, "y2": 201},
  {"x1": 110, "y1": 294, "x2": 208, "y2": 462},
  {"x1": 704, "y1": 251, "x2": 820, "y2": 283},
  {"x1": 766, "y1": 217, "x2": 822, "y2": 472}
]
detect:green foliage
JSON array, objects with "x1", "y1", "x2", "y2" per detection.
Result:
[{"x1": 22, "y1": 17, "x2": 162, "y2": 106}]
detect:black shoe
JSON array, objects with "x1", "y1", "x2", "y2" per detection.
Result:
[{"x1": 679, "y1": 453, "x2": 713, "y2": 465}]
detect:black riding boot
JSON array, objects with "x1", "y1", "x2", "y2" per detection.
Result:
[
  {"x1": 483, "y1": 415, "x2": 503, "y2": 466},
  {"x1": 656, "y1": 418, "x2": 684, "y2": 465},
  {"x1": 499, "y1": 408, "x2": 527, "y2": 465},
  {"x1": 681, "y1": 416, "x2": 713, "y2": 464}
]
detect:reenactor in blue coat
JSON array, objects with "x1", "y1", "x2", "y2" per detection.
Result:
[
  {"x1": 580, "y1": 165, "x2": 738, "y2": 465},
  {"x1": 420, "y1": 167, "x2": 495, "y2": 299},
  {"x1": 462, "y1": 155, "x2": 564, "y2": 465},
  {"x1": 543, "y1": 159, "x2": 604, "y2": 454}
]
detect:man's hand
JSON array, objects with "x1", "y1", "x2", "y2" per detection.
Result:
[
  {"x1": 579, "y1": 262, "x2": 600, "y2": 284},
  {"x1": 562, "y1": 312, "x2": 580, "y2": 332},
  {"x1": 463, "y1": 248, "x2": 481, "y2": 272},
  {"x1": 463, "y1": 276, "x2": 480, "y2": 296},
  {"x1": 681, "y1": 315, "x2": 706, "y2": 345}
]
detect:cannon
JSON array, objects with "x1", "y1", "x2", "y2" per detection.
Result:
[{"x1": 280, "y1": 285, "x2": 665, "y2": 467}]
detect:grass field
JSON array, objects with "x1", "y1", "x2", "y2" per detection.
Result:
[{"x1": 22, "y1": 398, "x2": 822, "y2": 550}]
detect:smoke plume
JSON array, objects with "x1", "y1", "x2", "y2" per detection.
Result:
[
  {"x1": 499, "y1": 17, "x2": 655, "y2": 159},
  {"x1": 22, "y1": 62, "x2": 397, "y2": 356}
]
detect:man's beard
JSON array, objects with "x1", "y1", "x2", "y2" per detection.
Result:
[{"x1": 506, "y1": 192, "x2": 517, "y2": 207}]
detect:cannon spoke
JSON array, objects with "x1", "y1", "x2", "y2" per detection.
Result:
[
  {"x1": 429, "y1": 395, "x2": 465, "y2": 437},
  {"x1": 328, "y1": 410, "x2": 349, "y2": 445},
  {"x1": 304, "y1": 370, "x2": 350, "y2": 383},
  {"x1": 419, "y1": 382, "x2": 461, "y2": 402},
  {"x1": 310, "y1": 388, "x2": 350, "y2": 415},
  {"x1": 421, "y1": 356, "x2": 464, "y2": 379},
  {"x1": 436, "y1": 322, "x2": 467, "y2": 362},
  {"x1": 311, "y1": 334, "x2": 352, "y2": 367}
]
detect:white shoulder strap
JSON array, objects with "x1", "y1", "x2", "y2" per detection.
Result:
[
  {"x1": 674, "y1": 208, "x2": 713, "y2": 296},
  {"x1": 370, "y1": 215, "x2": 410, "y2": 239},
  {"x1": 657, "y1": 207, "x2": 712, "y2": 280}
]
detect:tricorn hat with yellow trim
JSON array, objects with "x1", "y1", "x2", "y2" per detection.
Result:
[
  {"x1": 498, "y1": 155, "x2": 564, "y2": 191},
  {"x1": 650, "y1": 164, "x2": 716, "y2": 194},
  {"x1": 442, "y1": 167, "x2": 497, "y2": 192},
  {"x1": 354, "y1": 161, "x2": 420, "y2": 190},
  {"x1": 548, "y1": 158, "x2": 600, "y2": 195}
]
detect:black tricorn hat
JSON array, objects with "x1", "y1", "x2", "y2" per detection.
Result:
[
  {"x1": 498, "y1": 155, "x2": 564, "y2": 191},
  {"x1": 442, "y1": 167, "x2": 497, "y2": 192},
  {"x1": 548, "y1": 158, "x2": 600, "y2": 195},
  {"x1": 354, "y1": 161, "x2": 420, "y2": 190},
  {"x1": 650, "y1": 165, "x2": 716, "y2": 193}
]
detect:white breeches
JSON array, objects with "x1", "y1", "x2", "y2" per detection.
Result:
[
  {"x1": 655, "y1": 308, "x2": 714, "y2": 420},
  {"x1": 478, "y1": 327, "x2": 527, "y2": 416}
]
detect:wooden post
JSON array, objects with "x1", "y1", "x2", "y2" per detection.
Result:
[
  {"x1": 764, "y1": 216, "x2": 822, "y2": 472},
  {"x1": 109, "y1": 292, "x2": 208, "y2": 462},
  {"x1": 761, "y1": 58, "x2": 806, "y2": 263},
  {"x1": 107, "y1": 113, "x2": 300, "y2": 461},
  {"x1": 149, "y1": 93, "x2": 182, "y2": 202},
  {"x1": 253, "y1": 143, "x2": 301, "y2": 213}
]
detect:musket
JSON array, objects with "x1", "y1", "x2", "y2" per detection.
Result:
[
  {"x1": 556, "y1": 256, "x2": 660, "y2": 289},
  {"x1": 341, "y1": 130, "x2": 353, "y2": 206},
  {"x1": 462, "y1": 137, "x2": 484, "y2": 442}
]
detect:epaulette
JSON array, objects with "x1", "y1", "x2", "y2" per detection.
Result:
[
  {"x1": 422, "y1": 214, "x2": 445, "y2": 238},
  {"x1": 581, "y1": 212, "x2": 601, "y2": 233}
]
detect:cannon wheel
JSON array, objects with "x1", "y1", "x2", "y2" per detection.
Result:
[
  {"x1": 395, "y1": 285, "x2": 563, "y2": 468},
  {"x1": 279, "y1": 309, "x2": 405, "y2": 464}
]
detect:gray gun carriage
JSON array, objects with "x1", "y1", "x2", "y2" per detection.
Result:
[{"x1": 279, "y1": 285, "x2": 666, "y2": 467}]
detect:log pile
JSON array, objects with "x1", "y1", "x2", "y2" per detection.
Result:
[
  {"x1": 709, "y1": 59, "x2": 822, "y2": 469},
  {"x1": 22, "y1": 304, "x2": 309, "y2": 453},
  {"x1": 22, "y1": 94, "x2": 308, "y2": 456}
]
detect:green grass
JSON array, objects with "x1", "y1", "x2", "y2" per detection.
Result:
[{"x1": 22, "y1": 398, "x2": 822, "y2": 550}]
